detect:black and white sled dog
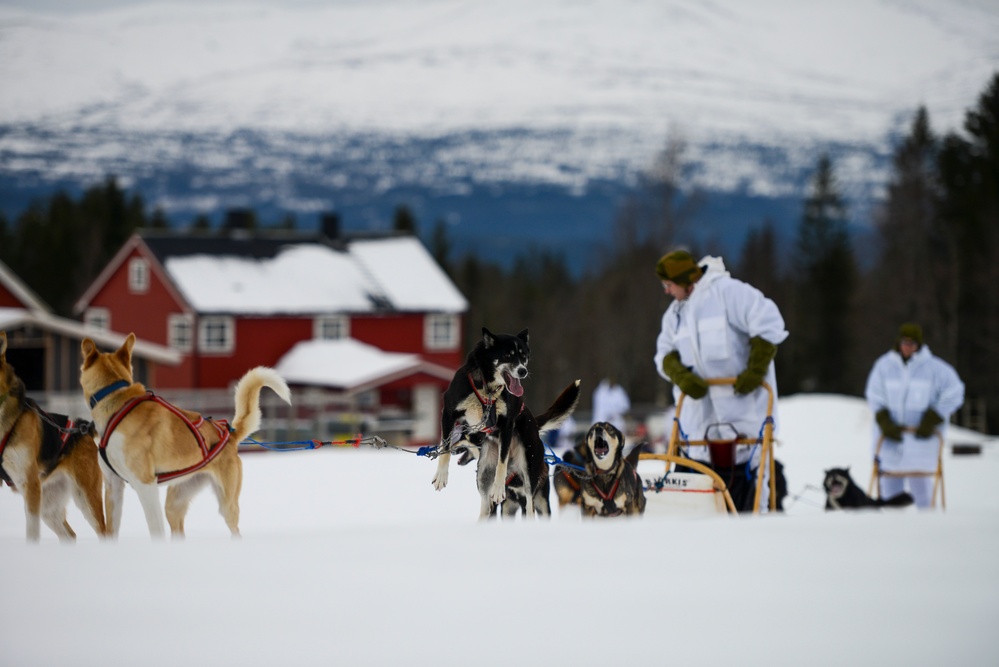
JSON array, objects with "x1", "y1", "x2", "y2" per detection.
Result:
[
  {"x1": 431, "y1": 327, "x2": 579, "y2": 518},
  {"x1": 823, "y1": 467, "x2": 913, "y2": 510},
  {"x1": 454, "y1": 380, "x2": 581, "y2": 518},
  {"x1": 573, "y1": 422, "x2": 646, "y2": 518}
]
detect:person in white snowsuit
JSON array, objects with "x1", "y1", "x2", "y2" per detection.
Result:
[
  {"x1": 653, "y1": 250, "x2": 789, "y2": 511},
  {"x1": 865, "y1": 323, "x2": 964, "y2": 508},
  {"x1": 592, "y1": 378, "x2": 631, "y2": 433}
]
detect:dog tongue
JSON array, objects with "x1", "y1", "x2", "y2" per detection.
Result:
[{"x1": 506, "y1": 372, "x2": 524, "y2": 397}]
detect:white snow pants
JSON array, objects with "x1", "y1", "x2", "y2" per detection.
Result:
[{"x1": 880, "y1": 475, "x2": 934, "y2": 509}]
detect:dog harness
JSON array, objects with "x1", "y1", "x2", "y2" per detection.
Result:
[
  {"x1": 463, "y1": 372, "x2": 527, "y2": 436},
  {"x1": 96, "y1": 390, "x2": 232, "y2": 484},
  {"x1": 589, "y1": 474, "x2": 624, "y2": 517},
  {"x1": 0, "y1": 398, "x2": 91, "y2": 488}
]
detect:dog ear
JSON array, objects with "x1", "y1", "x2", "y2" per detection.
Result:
[
  {"x1": 81, "y1": 338, "x2": 98, "y2": 369},
  {"x1": 481, "y1": 327, "x2": 495, "y2": 348},
  {"x1": 114, "y1": 333, "x2": 136, "y2": 370},
  {"x1": 517, "y1": 328, "x2": 529, "y2": 344},
  {"x1": 625, "y1": 444, "x2": 642, "y2": 469}
]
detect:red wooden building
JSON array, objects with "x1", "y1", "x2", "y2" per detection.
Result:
[
  {"x1": 1, "y1": 259, "x2": 179, "y2": 397},
  {"x1": 73, "y1": 228, "x2": 467, "y2": 442}
]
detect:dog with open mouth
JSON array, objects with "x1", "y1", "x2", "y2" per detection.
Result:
[
  {"x1": 823, "y1": 467, "x2": 913, "y2": 510},
  {"x1": 577, "y1": 421, "x2": 646, "y2": 518},
  {"x1": 432, "y1": 328, "x2": 530, "y2": 507}
]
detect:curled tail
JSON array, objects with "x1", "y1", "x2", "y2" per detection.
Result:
[
  {"x1": 231, "y1": 367, "x2": 292, "y2": 441},
  {"x1": 535, "y1": 380, "x2": 581, "y2": 435}
]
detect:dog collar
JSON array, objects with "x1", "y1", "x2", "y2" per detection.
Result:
[
  {"x1": 89, "y1": 380, "x2": 130, "y2": 409},
  {"x1": 467, "y1": 373, "x2": 495, "y2": 406}
]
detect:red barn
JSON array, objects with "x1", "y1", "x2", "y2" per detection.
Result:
[{"x1": 73, "y1": 229, "x2": 467, "y2": 442}]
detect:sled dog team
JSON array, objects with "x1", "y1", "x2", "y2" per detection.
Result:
[{"x1": 2, "y1": 326, "x2": 649, "y2": 542}]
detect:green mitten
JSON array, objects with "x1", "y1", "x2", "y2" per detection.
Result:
[
  {"x1": 875, "y1": 408, "x2": 904, "y2": 441},
  {"x1": 915, "y1": 408, "x2": 944, "y2": 438},
  {"x1": 661, "y1": 351, "x2": 708, "y2": 399},
  {"x1": 734, "y1": 336, "x2": 778, "y2": 395}
]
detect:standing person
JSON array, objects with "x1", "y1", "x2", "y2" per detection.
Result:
[
  {"x1": 592, "y1": 377, "x2": 631, "y2": 434},
  {"x1": 865, "y1": 323, "x2": 964, "y2": 509},
  {"x1": 652, "y1": 250, "x2": 789, "y2": 512}
]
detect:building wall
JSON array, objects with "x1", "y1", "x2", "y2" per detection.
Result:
[
  {"x1": 194, "y1": 316, "x2": 312, "y2": 388},
  {"x1": 0, "y1": 283, "x2": 25, "y2": 308},
  {"x1": 352, "y1": 313, "x2": 463, "y2": 369}
]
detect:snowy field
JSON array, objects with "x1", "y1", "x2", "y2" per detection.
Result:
[{"x1": 1, "y1": 393, "x2": 997, "y2": 666}]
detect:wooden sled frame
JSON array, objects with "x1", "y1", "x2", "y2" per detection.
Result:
[
  {"x1": 640, "y1": 377, "x2": 777, "y2": 514},
  {"x1": 868, "y1": 429, "x2": 945, "y2": 509}
]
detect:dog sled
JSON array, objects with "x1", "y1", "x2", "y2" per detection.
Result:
[
  {"x1": 868, "y1": 430, "x2": 946, "y2": 509},
  {"x1": 639, "y1": 377, "x2": 777, "y2": 515}
]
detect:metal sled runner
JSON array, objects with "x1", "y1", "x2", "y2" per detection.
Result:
[
  {"x1": 868, "y1": 429, "x2": 945, "y2": 509},
  {"x1": 639, "y1": 378, "x2": 777, "y2": 515}
]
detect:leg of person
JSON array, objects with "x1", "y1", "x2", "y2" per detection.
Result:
[
  {"x1": 879, "y1": 475, "x2": 906, "y2": 502},
  {"x1": 907, "y1": 476, "x2": 935, "y2": 509}
]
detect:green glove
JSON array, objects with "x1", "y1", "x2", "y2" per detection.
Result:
[
  {"x1": 875, "y1": 408, "x2": 904, "y2": 442},
  {"x1": 734, "y1": 336, "x2": 778, "y2": 395},
  {"x1": 915, "y1": 408, "x2": 944, "y2": 438},
  {"x1": 661, "y1": 351, "x2": 708, "y2": 399}
]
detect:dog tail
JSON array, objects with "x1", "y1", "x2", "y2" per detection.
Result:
[
  {"x1": 877, "y1": 491, "x2": 915, "y2": 508},
  {"x1": 231, "y1": 367, "x2": 292, "y2": 440},
  {"x1": 535, "y1": 380, "x2": 581, "y2": 434}
]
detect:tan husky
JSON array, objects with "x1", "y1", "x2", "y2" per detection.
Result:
[
  {"x1": 0, "y1": 331, "x2": 108, "y2": 541},
  {"x1": 80, "y1": 333, "x2": 291, "y2": 539}
]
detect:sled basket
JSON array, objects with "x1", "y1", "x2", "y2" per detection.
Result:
[
  {"x1": 638, "y1": 454, "x2": 734, "y2": 515},
  {"x1": 651, "y1": 377, "x2": 778, "y2": 514},
  {"x1": 868, "y1": 430, "x2": 946, "y2": 509}
]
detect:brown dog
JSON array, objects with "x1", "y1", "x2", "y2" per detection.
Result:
[
  {"x1": 80, "y1": 333, "x2": 291, "y2": 539},
  {"x1": 1, "y1": 331, "x2": 108, "y2": 541}
]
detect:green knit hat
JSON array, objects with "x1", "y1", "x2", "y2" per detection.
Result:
[
  {"x1": 897, "y1": 322, "x2": 923, "y2": 347},
  {"x1": 655, "y1": 250, "x2": 703, "y2": 285}
]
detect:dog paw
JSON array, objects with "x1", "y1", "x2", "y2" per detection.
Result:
[
  {"x1": 489, "y1": 481, "x2": 506, "y2": 505},
  {"x1": 432, "y1": 470, "x2": 449, "y2": 491}
]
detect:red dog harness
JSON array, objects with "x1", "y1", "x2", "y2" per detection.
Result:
[{"x1": 99, "y1": 391, "x2": 232, "y2": 484}]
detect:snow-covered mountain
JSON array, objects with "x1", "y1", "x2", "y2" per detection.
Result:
[{"x1": 1, "y1": 0, "x2": 997, "y2": 268}]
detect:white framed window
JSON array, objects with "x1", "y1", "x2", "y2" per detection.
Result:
[
  {"x1": 168, "y1": 313, "x2": 194, "y2": 352},
  {"x1": 314, "y1": 315, "x2": 349, "y2": 340},
  {"x1": 128, "y1": 257, "x2": 149, "y2": 293},
  {"x1": 425, "y1": 313, "x2": 459, "y2": 351},
  {"x1": 84, "y1": 307, "x2": 110, "y2": 331},
  {"x1": 198, "y1": 316, "x2": 235, "y2": 354}
]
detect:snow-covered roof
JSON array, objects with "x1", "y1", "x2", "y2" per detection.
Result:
[
  {"x1": 0, "y1": 260, "x2": 51, "y2": 313},
  {"x1": 162, "y1": 236, "x2": 466, "y2": 315},
  {"x1": 275, "y1": 338, "x2": 453, "y2": 392},
  {"x1": 0, "y1": 307, "x2": 180, "y2": 365}
]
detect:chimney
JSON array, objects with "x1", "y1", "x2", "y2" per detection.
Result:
[
  {"x1": 321, "y1": 212, "x2": 341, "y2": 240},
  {"x1": 224, "y1": 208, "x2": 254, "y2": 231}
]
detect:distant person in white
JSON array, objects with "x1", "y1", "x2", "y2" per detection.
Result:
[
  {"x1": 653, "y1": 250, "x2": 788, "y2": 512},
  {"x1": 592, "y1": 378, "x2": 630, "y2": 433},
  {"x1": 865, "y1": 323, "x2": 964, "y2": 508},
  {"x1": 555, "y1": 414, "x2": 578, "y2": 454}
]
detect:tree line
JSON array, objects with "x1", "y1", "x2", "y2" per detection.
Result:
[{"x1": 2, "y1": 73, "x2": 996, "y2": 432}]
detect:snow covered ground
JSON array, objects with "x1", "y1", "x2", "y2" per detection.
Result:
[{"x1": 1, "y1": 393, "x2": 996, "y2": 666}]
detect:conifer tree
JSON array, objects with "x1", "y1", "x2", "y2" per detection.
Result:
[
  {"x1": 937, "y1": 72, "x2": 999, "y2": 430},
  {"x1": 790, "y1": 155, "x2": 857, "y2": 393}
]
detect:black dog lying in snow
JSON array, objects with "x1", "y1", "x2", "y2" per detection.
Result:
[{"x1": 823, "y1": 467, "x2": 913, "y2": 510}]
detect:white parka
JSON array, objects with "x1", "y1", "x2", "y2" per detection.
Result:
[
  {"x1": 864, "y1": 345, "x2": 964, "y2": 472},
  {"x1": 654, "y1": 256, "x2": 789, "y2": 465}
]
